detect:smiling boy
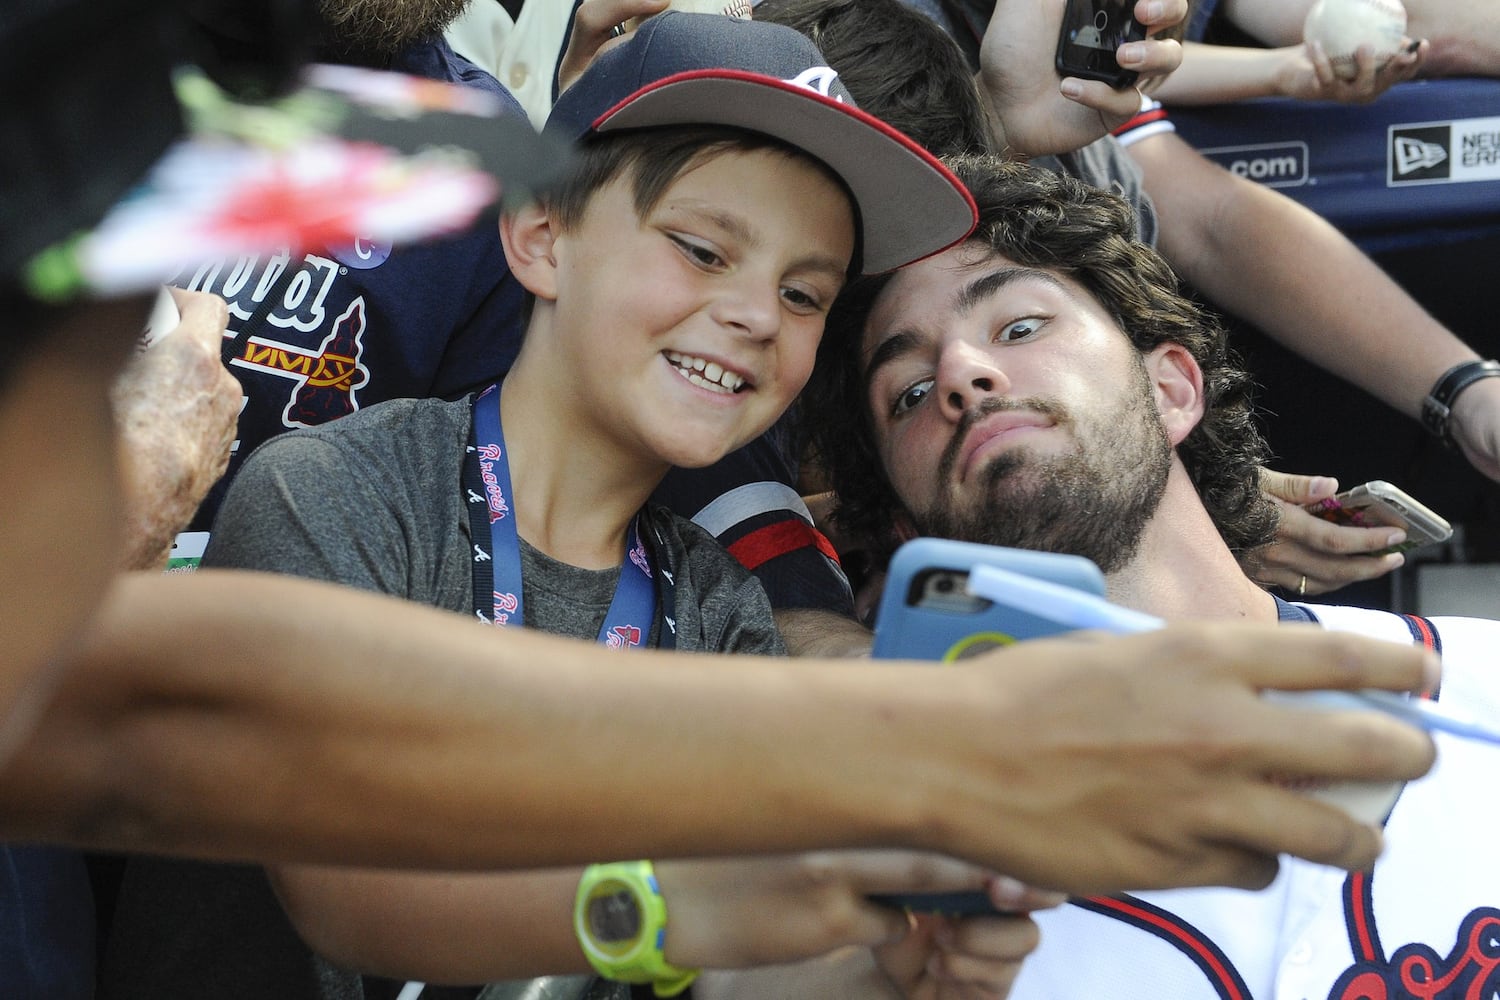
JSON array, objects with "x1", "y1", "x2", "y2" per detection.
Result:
[{"x1": 135, "y1": 12, "x2": 985, "y2": 1000}]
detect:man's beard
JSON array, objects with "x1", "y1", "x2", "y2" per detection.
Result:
[
  {"x1": 914, "y1": 363, "x2": 1171, "y2": 574},
  {"x1": 319, "y1": 0, "x2": 469, "y2": 58}
]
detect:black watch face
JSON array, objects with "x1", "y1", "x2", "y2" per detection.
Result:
[{"x1": 588, "y1": 888, "x2": 642, "y2": 943}]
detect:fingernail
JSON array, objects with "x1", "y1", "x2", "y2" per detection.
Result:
[
  {"x1": 1143, "y1": 1, "x2": 1165, "y2": 20},
  {"x1": 1309, "y1": 476, "x2": 1336, "y2": 496},
  {"x1": 1117, "y1": 43, "x2": 1146, "y2": 66},
  {"x1": 990, "y1": 875, "x2": 1037, "y2": 908},
  {"x1": 1386, "y1": 531, "x2": 1407, "y2": 549},
  {"x1": 1060, "y1": 79, "x2": 1085, "y2": 99}
]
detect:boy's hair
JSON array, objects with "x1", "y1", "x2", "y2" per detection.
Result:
[
  {"x1": 548, "y1": 125, "x2": 861, "y2": 276},
  {"x1": 753, "y1": 0, "x2": 994, "y2": 157},
  {"x1": 806, "y1": 154, "x2": 1279, "y2": 560}
]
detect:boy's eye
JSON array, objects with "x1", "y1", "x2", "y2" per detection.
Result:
[
  {"x1": 892, "y1": 378, "x2": 935, "y2": 416},
  {"x1": 669, "y1": 234, "x2": 724, "y2": 269},
  {"x1": 781, "y1": 285, "x2": 827, "y2": 315},
  {"x1": 995, "y1": 317, "x2": 1045, "y2": 343}
]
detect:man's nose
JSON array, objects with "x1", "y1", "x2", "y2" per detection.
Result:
[{"x1": 936, "y1": 341, "x2": 1008, "y2": 421}]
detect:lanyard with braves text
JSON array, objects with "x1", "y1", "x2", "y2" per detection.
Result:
[{"x1": 463, "y1": 384, "x2": 675, "y2": 650}]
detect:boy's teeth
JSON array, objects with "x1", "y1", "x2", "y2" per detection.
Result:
[{"x1": 666, "y1": 352, "x2": 747, "y2": 393}]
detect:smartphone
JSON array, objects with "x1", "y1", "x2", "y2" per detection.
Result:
[
  {"x1": 870, "y1": 538, "x2": 1106, "y2": 662},
  {"x1": 1303, "y1": 480, "x2": 1453, "y2": 555},
  {"x1": 1054, "y1": 0, "x2": 1146, "y2": 89}
]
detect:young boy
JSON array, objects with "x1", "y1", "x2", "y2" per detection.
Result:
[{"x1": 142, "y1": 12, "x2": 1003, "y2": 1000}]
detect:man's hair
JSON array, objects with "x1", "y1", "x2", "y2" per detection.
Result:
[
  {"x1": 547, "y1": 124, "x2": 861, "y2": 272},
  {"x1": 753, "y1": 0, "x2": 993, "y2": 157},
  {"x1": 805, "y1": 154, "x2": 1278, "y2": 560}
]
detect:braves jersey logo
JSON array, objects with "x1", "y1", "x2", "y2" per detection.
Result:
[{"x1": 1330, "y1": 908, "x2": 1500, "y2": 1000}]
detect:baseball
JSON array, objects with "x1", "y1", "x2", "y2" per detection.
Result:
[{"x1": 1303, "y1": 0, "x2": 1408, "y2": 79}]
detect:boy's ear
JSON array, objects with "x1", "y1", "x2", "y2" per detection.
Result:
[
  {"x1": 498, "y1": 201, "x2": 561, "y2": 302},
  {"x1": 1145, "y1": 342, "x2": 1205, "y2": 447}
]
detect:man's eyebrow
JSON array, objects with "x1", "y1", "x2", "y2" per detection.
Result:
[
  {"x1": 956, "y1": 266, "x2": 1069, "y2": 316},
  {"x1": 863, "y1": 329, "x2": 925, "y2": 389},
  {"x1": 862, "y1": 266, "x2": 1069, "y2": 387}
]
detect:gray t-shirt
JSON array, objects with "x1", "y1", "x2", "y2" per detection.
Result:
[
  {"x1": 99, "y1": 396, "x2": 783, "y2": 1000},
  {"x1": 207, "y1": 395, "x2": 784, "y2": 655}
]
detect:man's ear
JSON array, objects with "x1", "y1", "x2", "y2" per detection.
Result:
[
  {"x1": 1145, "y1": 342, "x2": 1205, "y2": 447},
  {"x1": 498, "y1": 201, "x2": 560, "y2": 302}
]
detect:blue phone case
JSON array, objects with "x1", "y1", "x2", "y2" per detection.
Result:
[
  {"x1": 870, "y1": 538, "x2": 1106, "y2": 914},
  {"x1": 871, "y1": 538, "x2": 1106, "y2": 662}
]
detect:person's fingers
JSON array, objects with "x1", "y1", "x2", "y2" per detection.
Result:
[
  {"x1": 1059, "y1": 77, "x2": 1144, "y2": 130},
  {"x1": 1260, "y1": 468, "x2": 1338, "y2": 505},
  {"x1": 1134, "y1": 0, "x2": 1188, "y2": 34},
  {"x1": 557, "y1": 0, "x2": 668, "y2": 93},
  {"x1": 985, "y1": 875, "x2": 1067, "y2": 913},
  {"x1": 1116, "y1": 37, "x2": 1182, "y2": 78}
]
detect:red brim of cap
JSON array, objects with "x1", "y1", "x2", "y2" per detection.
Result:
[{"x1": 593, "y1": 70, "x2": 977, "y2": 275}]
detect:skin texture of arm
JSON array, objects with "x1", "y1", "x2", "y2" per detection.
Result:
[
  {"x1": 1129, "y1": 131, "x2": 1495, "y2": 460},
  {"x1": 0, "y1": 569, "x2": 1437, "y2": 895},
  {"x1": 1151, "y1": 38, "x2": 1423, "y2": 105}
]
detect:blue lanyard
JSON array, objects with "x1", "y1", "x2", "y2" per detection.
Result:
[{"x1": 463, "y1": 384, "x2": 671, "y2": 649}]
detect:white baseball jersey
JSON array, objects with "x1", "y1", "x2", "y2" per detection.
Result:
[{"x1": 1012, "y1": 606, "x2": 1500, "y2": 1000}]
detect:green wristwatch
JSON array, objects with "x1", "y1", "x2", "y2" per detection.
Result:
[{"x1": 574, "y1": 860, "x2": 699, "y2": 997}]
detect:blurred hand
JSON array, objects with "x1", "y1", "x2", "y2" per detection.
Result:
[
  {"x1": 655, "y1": 850, "x2": 1011, "y2": 969},
  {"x1": 558, "y1": 0, "x2": 670, "y2": 94},
  {"x1": 111, "y1": 288, "x2": 239, "y2": 570},
  {"x1": 874, "y1": 879, "x2": 1063, "y2": 1000}
]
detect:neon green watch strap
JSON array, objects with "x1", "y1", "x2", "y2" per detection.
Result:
[{"x1": 574, "y1": 860, "x2": 699, "y2": 997}]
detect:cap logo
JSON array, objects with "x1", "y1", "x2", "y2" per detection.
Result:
[{"x1": 785, "y1": 67, "x2": 844, "y2": 102}]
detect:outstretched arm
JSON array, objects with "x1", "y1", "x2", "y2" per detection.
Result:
[
  {"x1": 1130, "y1": 130, "x2": 1500, "y2": 481},
  {"x1": 1151, "y1": 38, "x2": 1423, "y2": 105},
  {"x1": 0, "y1": 569, "x2": 1434, "y2": 894}
]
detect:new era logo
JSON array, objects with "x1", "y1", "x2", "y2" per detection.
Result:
[
  {"x1": 1390, "y1": 124, "x2": 1452, "y2": 183},
  {"x1": 1395, "y1": 137, "x2": 1447, "y2": 174}
]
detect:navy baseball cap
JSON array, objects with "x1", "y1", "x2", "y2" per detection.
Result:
[{"x1": 544, "y1": 11, "x2": 978, "y2": 275}]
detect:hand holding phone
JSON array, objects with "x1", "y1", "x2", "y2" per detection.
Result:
[
  {"x1": 1055, "y1": 0, "x2": 1148, "y2": 88},
  {"x1": 1303, "y1": 480, "x2": 1453, "y2": 556}
]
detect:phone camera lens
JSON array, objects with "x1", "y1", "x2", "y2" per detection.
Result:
[{"x1": 933, "y1": 576, "x2": 955, "y2": 594}]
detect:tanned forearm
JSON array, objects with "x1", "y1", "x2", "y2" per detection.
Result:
[
  {"x1": 1132, "y1": 132, "x2": 1480, "y2": 419},
  {"x1": 0, "y1": 569, "x2": 1440, "y2": 898}
]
